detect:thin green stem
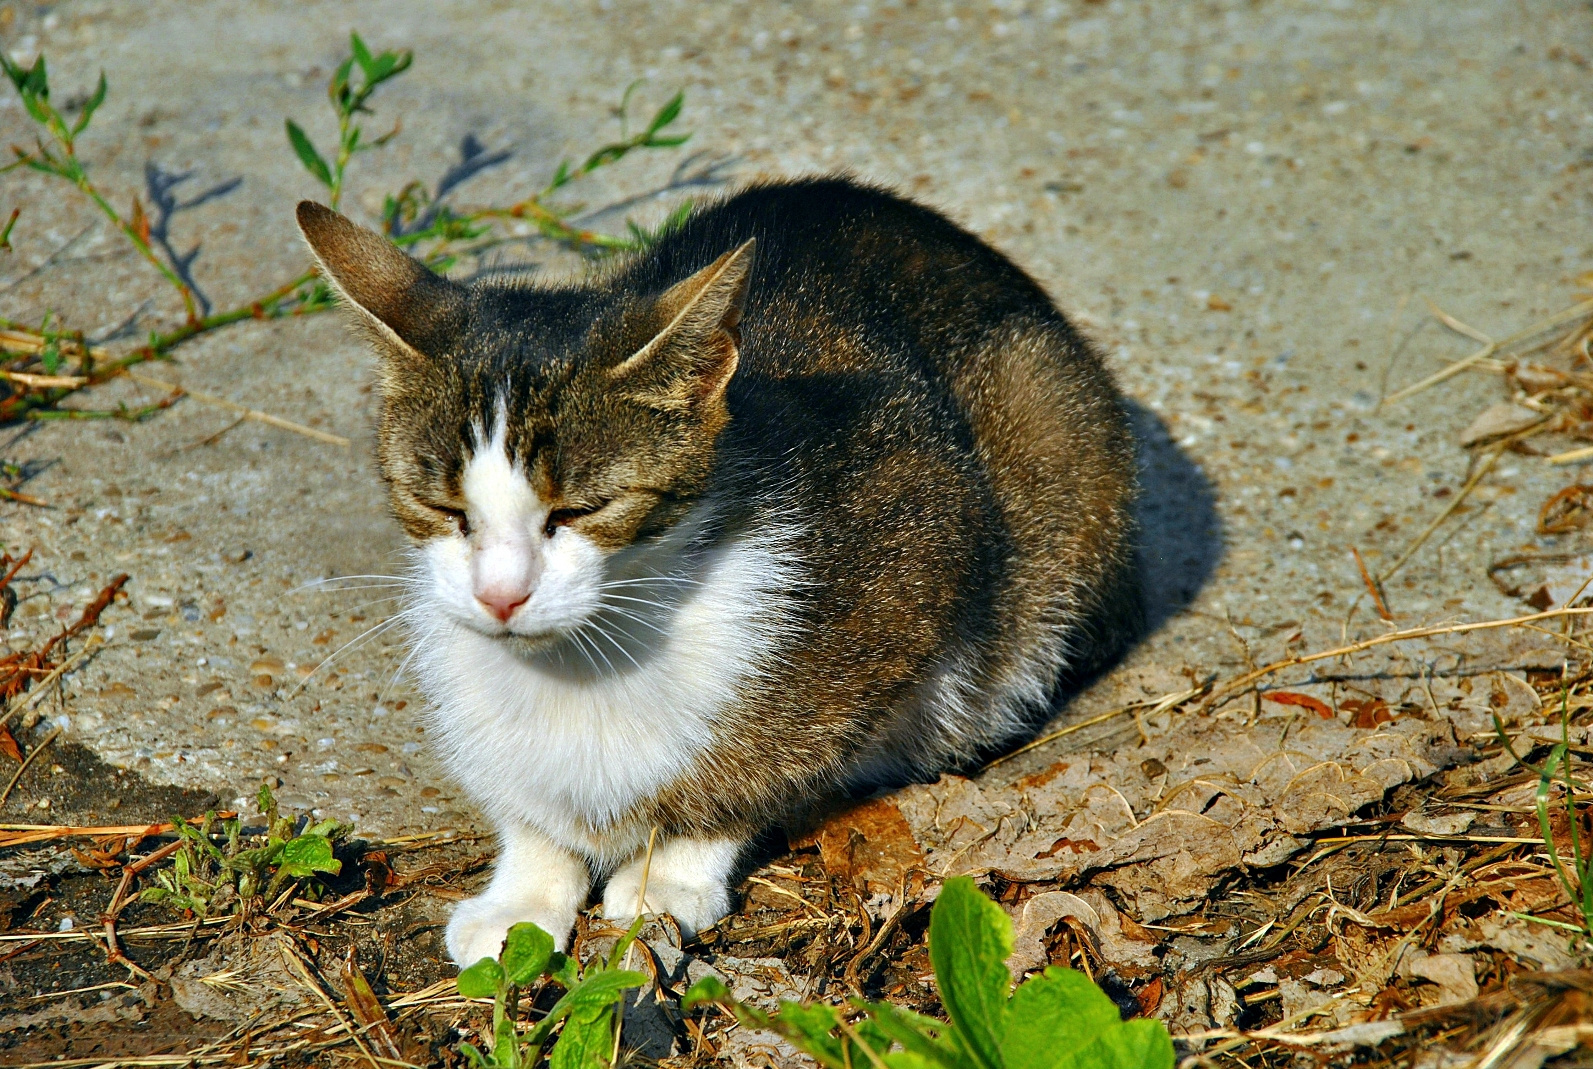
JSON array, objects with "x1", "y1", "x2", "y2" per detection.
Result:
[
  {"x1": 1, "y1": 269, "x2": 325, "y2": 423},
  {"x1": 1563, "y1": 694, "x2": 1593, "y2": 934},
  {"x1": 330, "y1": 111, "x2": 353, "y2": 212},
  {"x1": 70, "y1": 167, "x2": 200, "y2": 322},
  {"x1": 1535, "y1": 743, "x2": 1584, "y2": 928}
]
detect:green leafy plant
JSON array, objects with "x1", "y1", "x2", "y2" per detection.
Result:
[
  {"x1": 1497, "y1": 692, "x2": 1593, "y2": 945},
  {"x1": 0, "y1": 34, "x2": 693, "y2": 429},
  {"x1": 685, "y1": 877, "x2": 1174, "y2": 1069},
  {"x1": 378, "y1": 79, "x2": 694, "y2": 270},
  {"x1": 453, "y1": 918, "x2": 647, "y2": 1069},
  {"x1": 284, "y1": 32, "x2": 411, "y2": 211},
  {"x1": 139, "y1": 781, "x2": 347, "y2": 918},
  {"x1": 0, "y1": 207, "x2": 19, "y2": 251}
]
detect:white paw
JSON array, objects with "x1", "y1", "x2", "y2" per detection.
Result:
[
  {"x1": 445, "y1": 893, "x2": 575, "y2": 968},
  {"x1": 601, "y1": 869, "x2": 731, "y2": 936}
]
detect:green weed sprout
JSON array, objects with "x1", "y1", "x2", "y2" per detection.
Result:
[
  {"x1": 685, "y1": 877, "x2": 1174, "y2": 1069},
  {"x1": 1496, "y1": 692, "x2": 1593, "y2": 947},
  {"x1": 454, "y1": 918, "x2": 647, "y2": 1069},
  {"x1": 0, "y1": 34, "x2": 693, "y2": 429},
  {"x1": 139, "y1": 781, "x2": 346, "y2": 918},
  {"x1": 379, "y1": 80, "x2": 693, "y2": 271},
  {"x1": 285, "y1": 32, "x2": 412, "y2": 212},
  {"x1": 1, "y1": 52, "x2": 200, "y2": 322}
]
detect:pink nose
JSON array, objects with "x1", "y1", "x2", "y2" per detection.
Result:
[{"x1": 476, "y1": 589, "x2": 530, "y2": 623}]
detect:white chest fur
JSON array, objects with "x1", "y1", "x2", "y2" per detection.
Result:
[{"x1": 408, "y1": 529, "x2": 796, "y2": 864}]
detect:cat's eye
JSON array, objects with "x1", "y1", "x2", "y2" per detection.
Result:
[
  {"x1": 544, "y1": 501, "x2": 609, "y2": 538},
  {"x1": 436, "y1": 506, "x2": 469, "y2": 536}
]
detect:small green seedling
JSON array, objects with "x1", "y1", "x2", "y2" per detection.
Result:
[
  {"x1": 140, "y1": 781, "x2": 346, "y2": 918},
  {"x1": 1496, "y1": 689, "x2": 1593, "y2": 948},
  {"x1": 455, "y1": 918, "x2": 647, "y2": 1069},
  {"x1": 685, "y1": 877, "x2": 1173, "y2": 1069},
  {"x1": 1, "y1": 33, "x2": 693, "y2": 428},
  {"x1": 284, "y1": 31, "x2": 412, "y2": 211}
]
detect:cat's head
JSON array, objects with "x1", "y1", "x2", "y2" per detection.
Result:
[{"x1": 296, "y1": 202, "x2": 752, "y2": 645}]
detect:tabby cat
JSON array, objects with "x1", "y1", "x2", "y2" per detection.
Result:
[{"x1": 296, "y1": 176, "x2": 1139, "y2": 967}]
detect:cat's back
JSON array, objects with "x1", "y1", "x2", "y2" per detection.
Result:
[
  {"x1": 628, "y1": 177, "x2": 1141, "y2": 759},
  {"x1": 623, "y1": 176, "x2": 1064, "y2": 382}
]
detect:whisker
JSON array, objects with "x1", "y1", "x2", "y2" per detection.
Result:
[
  {"x1": 568, "y1": 629, "x2": 605, "y2": 676},
  {"x1": 583, "y1": 618, "x2": 643, "y2": 672},
  {"x1": 286, "y1": 574, "x2": 418, "y2": 595},
  {"x1": 598, "y1": 575, "x2": 701, "y2": 589},
  {"x1": 378, "y1": 619, "x2": 439, "y2": 706},
  {"x1": 583, "y1": 626, "x2": 621, "y2": 675},
  {"x1": 286, "y1": 615, "x2": 403, "y2": 699},
  {"x1": 597, "y1": 602, "x2": 670, "y2": 636},
  {"x1": 600, "y1": 593, "x2": 678, "y2": 612},
  {"x1": 328, "y1": 594, "x2": 409, "y2": 616}
]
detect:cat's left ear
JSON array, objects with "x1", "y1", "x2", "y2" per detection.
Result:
[
  {"x1": 295, "y1": 201, "x2": 467, "y2": 370},
  {"x1": 610, "y1": 238, "x2": 755, "y2": 412}
]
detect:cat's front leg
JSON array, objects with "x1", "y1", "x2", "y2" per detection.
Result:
[
  {"x1": 600, "y1": 836, "x2": 742, "y2": 936},
  {"x1": 447, "y1": 822, "x2": 591, "y2": 966}
]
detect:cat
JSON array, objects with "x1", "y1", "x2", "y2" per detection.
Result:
[{"x1": 296, "y1": 176, "x2": 1140, "y2": 967}]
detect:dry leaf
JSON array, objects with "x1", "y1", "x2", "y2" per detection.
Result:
[
  {"x1": 1458, "y1": 402, "x2": 1547, "y2": 446},
  {"x1": 1400, "y1": 809, "x2": 1475, "y2": 835},
  {"x1": 793, "y1": 796, "x2": 923, "y2": 893},
  {"x1": 896, "y1": 689, "x2": 1459, "y2": 919},
  {"x1": 1135, "y1": 976, "x2": 1165, "y2": 1018},
  {"x1": 1343, "y1": 698, "x2": 1393, "y2": 729},
  {"x1": 0, "y1": 724, "x2": 20, "y2": 763},
  {"x1": 341, "y1": 952, "x2": 402, "y2": 1059},
  {"x1": 1511, "y1": 362, "x2": 1574, "y2": 395},
  {"x1": 1265, "y1": 690, "x2": 1334, "y2": 718},
  {"x1": 1401, "y1": 951, "x2": 1479, "y2": 1006},
  {"x1": 1539, "y1": 484, "x2": 1593, "y2": 534}
]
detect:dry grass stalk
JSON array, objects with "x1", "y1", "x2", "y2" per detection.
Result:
[
  {"x1": 0, "y1": 812, "x2": 237, "y2": 848},
  {"x1": 279, "y1": 942, "x2": 385, "y2": 1069},
  {"x1": 0, "y1": 723, "x2": 59, "y2": 806},
  {"x1": 1352, "y1": 545, "x2": 1393, "y2": 620},
  {"x1": 1381, "y1": 296, "x2": 1593, "y2": 406},
  {"x1": 1378, "y1": 445, "x2": 1504, "y2": 584},
  {"x1": 982, "y1": 680, "x2": 1212, "y2": 769},
  {"x1": 121, "y1": 370, "x2": 351, "y2": 447},
  {"x1": 989, "y1": 602, "x2": 1593, "y2": 765},
  {"x1": 1, "y1": 328, "x2": 350, "y2": 445},
  {"x1": 1199, "y1": 603, "x2": 1593, "y2": 713}
]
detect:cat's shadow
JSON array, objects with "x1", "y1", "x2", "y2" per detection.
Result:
[
  {"x1": 540, "y1": 399, "x2": 1222, "y2": 690},
  {"x1": 1125, "y1": 398, "x2": 1223, "y2": 635},
  {"x1": 939, "y1": 398, "x2": 1222, "y2": 773},
  {"x1": 1035, "y1": 399, "x2": 1223, "y2": 718}
]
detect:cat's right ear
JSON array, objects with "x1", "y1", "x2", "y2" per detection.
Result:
[{"x1": 295, "y1": 201, "x2": 466, "y2": 369}]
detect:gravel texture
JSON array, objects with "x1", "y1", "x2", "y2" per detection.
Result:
[{"x1": 0, "y1": 0, "x2": 1589, "y2": 838}]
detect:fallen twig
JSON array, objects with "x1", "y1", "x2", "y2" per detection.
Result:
[
  {"x1": 1199, "y1": 605, "x2": 1593, "y2": 714},
  {"x1": 1, "y1": 573, "x2": 128, "y2": 702},
  {"x1": 121, "y1": 369, "x2": 350, "y2": 447},
  {"x1": 1352, "y1": 546, "x2": 1392, "y2": 620},
  {"x1": 0, "y1": 643, "x2": 101, "y2": 736},
  {"x1": 982, "y1": 680, "x2": 1212, "y2": 770},
  {"x1": 0, "y1": 724, "x2": 62, "y2": 807},
  {"x1": 1379, "y1": 446, "x2": 1503, "y2": 584},
  {"x1": 1381, "y1": 297, "x2": 1593, "y2": 406},
  {"x1": 98, "y1": 835, "x2": 186, "y2": 979}
]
